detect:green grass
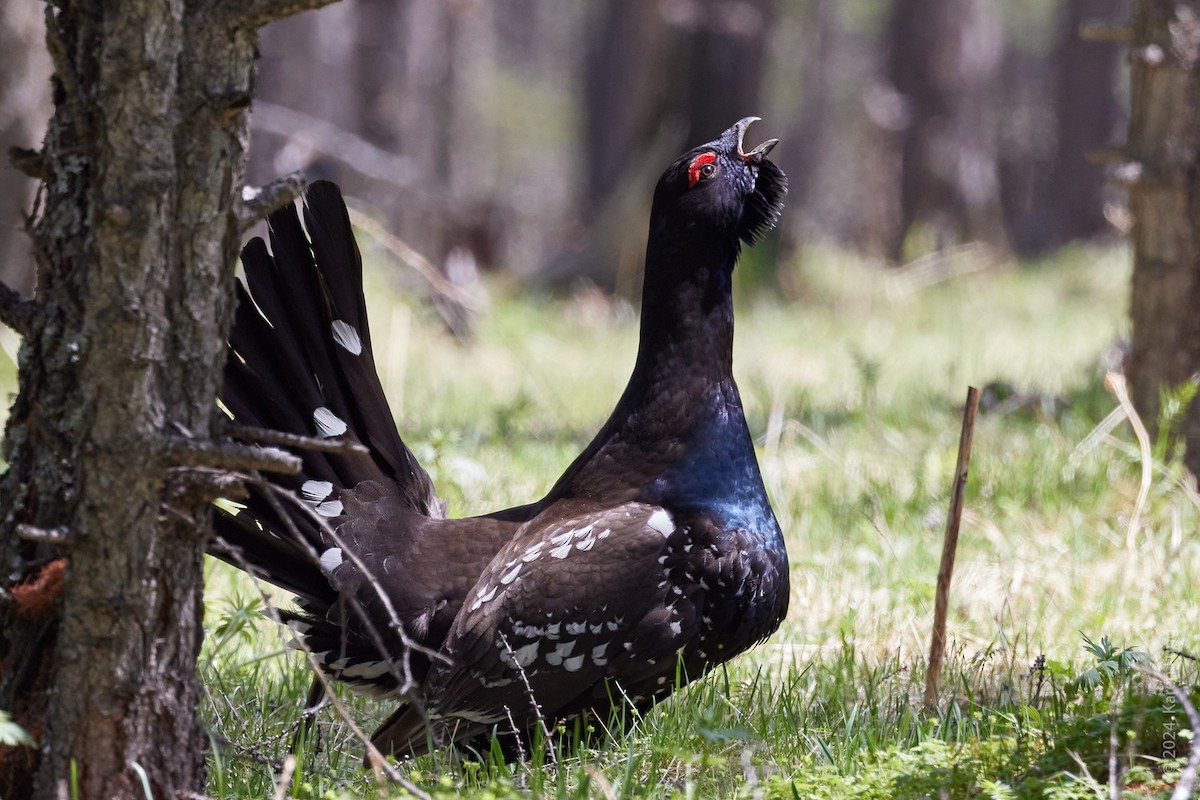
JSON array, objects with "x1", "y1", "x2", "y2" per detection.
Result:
[{"x1": 199, "y1": 241, "x2": 1200, "y2": 798}]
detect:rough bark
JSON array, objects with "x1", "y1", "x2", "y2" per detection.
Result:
[
  {"x1": 0, "y1": 1, "x2": 336, "y2": 798},
  {"x1": 1123, "y1": 0, "x2": 1200, "y2": 473}
]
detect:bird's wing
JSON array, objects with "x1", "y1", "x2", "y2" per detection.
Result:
[{"x1": 370, "y1": 500, "x2": 709, "y2": 753}]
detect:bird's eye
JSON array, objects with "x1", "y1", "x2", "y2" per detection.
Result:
[{"x1": 687, "y1": 152, "x2": 719, "y2": 187}]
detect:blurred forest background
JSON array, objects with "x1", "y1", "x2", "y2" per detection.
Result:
[{"x1": 1, "y1": 0, "x2": 1129, "y2": 298}]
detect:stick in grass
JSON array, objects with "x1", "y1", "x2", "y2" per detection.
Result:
[{"x1": 924, "y1": 385, "x2": 981, "y2": 710}]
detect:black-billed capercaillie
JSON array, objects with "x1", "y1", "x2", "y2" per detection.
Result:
[{"x1": 211, "y1": 117, "x2": 790, "y2": 758}]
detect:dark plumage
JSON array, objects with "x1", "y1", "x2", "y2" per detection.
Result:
[{"x1": 211, "y1": 117, "x2": 790, "y2": 758}]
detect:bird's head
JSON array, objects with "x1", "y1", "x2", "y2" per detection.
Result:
[{"x1": 649, "y1": 117, "x2": 788, "y2": 251}]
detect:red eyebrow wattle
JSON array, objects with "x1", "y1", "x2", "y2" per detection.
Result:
[{"x1": 687, "y1": 152, "x2": 718, "y2": 187}]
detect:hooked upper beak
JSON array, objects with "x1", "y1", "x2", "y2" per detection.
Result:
[{"x1": 734, "y1": 116, "x2": 779, "y2": 162}]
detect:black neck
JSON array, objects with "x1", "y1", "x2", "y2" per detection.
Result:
[
  {"x1": 629, "y1": 229, "x2": 739, "y2": 391},
  {"x1": 543, "y1": 228, "x2": 742, "y2": 502}
]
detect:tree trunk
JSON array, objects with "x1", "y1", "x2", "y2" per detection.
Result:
[
  {"x1": 0, "y1": 1, "x2": 334, "y2": 797},
  {"x1": 1123, "y1": 0, "x2": 1200, "y2": 472},
  {"x1": 1046, "y1": 0, "x2": 1128, "y2": 247},
  {"x1": 882, "y1": 0, "x2": 1008, "y2": 260},
  {"x1": 1012, "y1": 0, "x2": 1128, "y2": 253}
]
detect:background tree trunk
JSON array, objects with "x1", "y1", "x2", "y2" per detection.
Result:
[
  {"x1": 0, "y1": 1, "x2": 51, "y2": 297},
  {"x1": 1008, "y1": 0, "x2": 1128, "y2": 253},
  {"x1": 882, "y1": 0, "x2": 1008, "y2": 260},
  {"x1": 1123, "y1": 0, "x2": 1200, "y2": 472},
  {"x1": 0, "y1": 1, "x2": 334, "y2": 797}
]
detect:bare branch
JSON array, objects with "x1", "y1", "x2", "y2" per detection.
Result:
[
  {"x1": 164, "y1": 467, "x2": 250, "y2": 509},
  {"x1": 165, "y1": 438, "x2": 302, "y2": 475},
  {"x1": 213, "y1": 535, "x2": 428, "y2": 797},
  {"x1": 264, "y1": 483, "x2": 450, "y2": 671},
  {"x1": 1166, "y1": 647, "x2": 1200, "y2": 663},
  {"x1": 498, "y1": 632, "x2": 557, "y2": 770},
  {"x1": 348, "y1": 208, "x2": 482, "y2": 311},
  {"x1": 249, "y1": 101, "x2": 419, "y2": 190},
  {"x1": 271, "y1": 754, "x2": 297, "y2": 800},
  {"x1": 16, "y1": 524, "x2": 71, "y2": 544},
  {"x1": 1105, "y1": 371, "x2": 1153, "y2": 547},
  {"x1": 8, "y1": 147, "x2": 44, "y2": 179},
  {"x1": 0, "y1": 281, "x2": 35, "y2": 335},
  {"x1": 222, "y1": 422, "x2": 370, "y2": 456},
  {"x1": 237, "y1": 173, "x2": 306, "y2": 233}
]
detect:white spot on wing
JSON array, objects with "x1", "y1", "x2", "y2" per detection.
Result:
[
  {"x1": 313, "y1": 407, "x2": 348, "y2": 438},
  {"x1": 301, "y1": 480, "x2": 333, "y2": 503},
  {"x1": 549, "y1": 543, "x2": 572, "y2": 559},
  {"x1": 512, "y1": 641, "x2": 540, "y2": 668},
  {"x1": 563, "y1": 654, "x2": 585, "y2": 672},
  {"x1": 546, "y1": 640, "x2": 576, "y2": 666},
  {"x1": 331, "y1": 319, "x2": 363, "y2": 355},
  {"x1": 470, "y1": 584, "x2": 498, "y2": 611},
  {"x1": 565, "y1": 622, "x2": 586, "y2": 636},
  {"x1": 669, "y1": 621, "x2": 683, "y2": 636},
  {"x1": 647, "y1": 509, "x2": 674, "y2": 537},
  {"x1": 513, "y1": 621, "x2": 544, "y2": 638},
  {"x1": 316, "y1": 500, "x2": 343, "y2": 517},
  {"x1": 319, "y1": 547, "x2": 342, "y2": 572},
  {"x1": 500, "y1": 563, "x2": 522, "y2": 585}
]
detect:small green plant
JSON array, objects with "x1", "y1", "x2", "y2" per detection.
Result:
[
  {"x1": 1154, "y1": 380, "x2": 1199, "y2": 462},
  {"x1": 1066, "y1": 633, "x2": 1147, "y2": 711}
]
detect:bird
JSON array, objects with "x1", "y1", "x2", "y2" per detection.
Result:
[{"x1": 210, "y1": 116, "x2": 790, "y2": 759}]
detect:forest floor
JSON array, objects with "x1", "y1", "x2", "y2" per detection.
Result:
[{"x1": 198, "y1": 241, "x2": 1200, "y2": 799}]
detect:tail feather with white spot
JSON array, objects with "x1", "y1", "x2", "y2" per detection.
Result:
[{"x1": 212, "y1": 181, "x2": 440, "y2": 605}]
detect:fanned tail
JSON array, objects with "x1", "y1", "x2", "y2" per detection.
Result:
[{"x1": 212, "y1": 181, "x2": 439, "y2": 604}]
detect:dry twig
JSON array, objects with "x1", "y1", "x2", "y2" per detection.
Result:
[
  {"x1": 1104, "y1": 372, "x2": 1153, "y2": 548},
  {"x1": 924, "y1": 386, "x2": 981, "y2": 709}
]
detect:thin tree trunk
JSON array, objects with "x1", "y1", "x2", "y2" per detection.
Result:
[
  {"x1": 0, "y1": 1, "x2": 336, "y2": 797},
  {"x1": 1012, "y1": 0, "x2": 1128, "y2": 253},
  {"x1": 1123, "y1": 0, "x2": 1200, "y2": 472},
  {"x1": 883, "y1": 0, "x2": 1007, "y2": 260}
]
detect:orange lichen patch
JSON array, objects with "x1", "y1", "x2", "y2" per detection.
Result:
[{"x1": 11, "y1": 559, "x2": 65, "y2": 618}]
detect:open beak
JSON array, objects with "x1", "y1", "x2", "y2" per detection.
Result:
[{"x1": 734, "y1": 116, "x2": 779, "y2": 162}]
